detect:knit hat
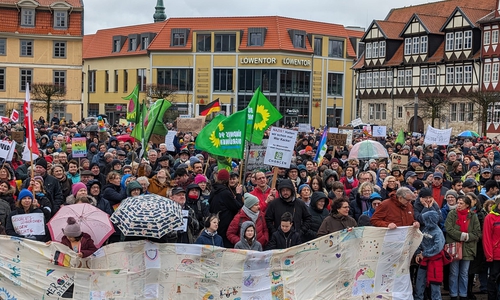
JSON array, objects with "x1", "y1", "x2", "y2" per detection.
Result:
[
  {"x1": 194, "y1": 174, "x2": 207, "y2": 184},
  {"x1": 62, "y1": 217, "x2": 82, "y2": 237},
  {"x1": 126, "y1": 180, "x2": 142, "y2": 197},
  {"x1": 189, "y1": 156, "x2": 200, "y2": 167},
  {"x1": 412, "y1": 180, "x2": 425, "y2": 191},
  {"x1": 298, "y1": 184, "x2": 310, "y2": 194},
  {"x1": 36, "y1": 158, "x2": 47, "y2": 170},
  {"x1": 72, "y1": 182, "x2": 87, "y2": 196},
  {"x1": 18, "y1": 189, "x2": 33, "y2": 201},
  {"x1": 484, "y1": 180, "x2": 498, "y2": 192},
  {"x1": 217, "y1": 169, "x2": 230, "y2": 181},
  {"x1": 419, "y1": 187, "x2": 432, "y2": 198},
  {"x1": 305, "y1": 146, "x2": 313, "y2": 152},
  {"x1": 445, "y1": 190, "x2": 458, "y2": 199},
  {"x1": 244, "y1": 193, "x2": 259, "y2": 209}
]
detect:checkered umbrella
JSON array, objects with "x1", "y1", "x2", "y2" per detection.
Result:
[{"x1": 110, "y1": 194, "x2": 184, "y2": 238}]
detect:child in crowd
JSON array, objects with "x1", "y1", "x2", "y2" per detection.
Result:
[
  {"x1": 266, "y1": 212, "x2": 301, "y2": 250},
  {"x1": 234, "y1": 221, "x2": 262, "y2": 251},
  {"x1": 195, "y1": 214, "x2": 224, "y2": 247},
  {"x1": 47, "y1": 217, "x2": 98, "y2": 258}
]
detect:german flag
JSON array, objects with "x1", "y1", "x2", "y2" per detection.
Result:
[{"x1": 199, "y1": 99, "x2": 221, "y2": 116}]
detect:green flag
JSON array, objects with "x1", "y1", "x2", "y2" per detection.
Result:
[
  {"x1": 124, "y1": 84, "x2": 140, "y2": 123},
  {"x1": 144, "y1": 99, "x2": 171, "y2": 144},
  {"x1": 130, "y1": 100, "x2": 147, "y2": 157},
  {"x1": 195, "y1": 109, "x2": 247, "y2": 159},
  {"x1": 246, "y1": 86, "x2": 283, "y2": 145},
  {"x1": 215, "y1": 155, "x2": 233, "y2": 172},
  {"x1": 395, "y1": 129, "x2": 405, "y2": 145}
]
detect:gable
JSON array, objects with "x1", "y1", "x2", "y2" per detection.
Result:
[{"x1": 402, "y1": 16, "x2": 428, "y2": 36}]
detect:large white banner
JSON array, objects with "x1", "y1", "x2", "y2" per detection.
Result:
[
  {"x1": 423, "y1": 125, "x2": 452, "y2": 145},
  {"x1": 0, "y1": 227, "x2": 422, "y2": 300},
  {"x1": 0, "y1": 140, "x2": 14, "y2": 160}
]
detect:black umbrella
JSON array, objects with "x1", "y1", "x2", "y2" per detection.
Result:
[{"x1": 83, "y1": 124, "x2": 98, "y2": 132}]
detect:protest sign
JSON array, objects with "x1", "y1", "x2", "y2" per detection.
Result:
[
  {"x1": 165, "y1": 131, "x2": 177, "y2": 152},
  {"x1": 298, "y1": 123, "x2": 311, "y2": 133},
  {"x1": 10, "y1": 109, "x2": 19, "y2": 122},
  {"x1": 372, "y1": 126, "x2": 387, "y2": 137},
  {"x1": 0, "y1": 140, "x2": 13, "y2": 160},
  {"x1": 246, "y1": 139, "x2": 268, "y2": 171},
  {"x1": 5, "y1": 141, "x2": 16, "y2": 161},
  {"x1": 423, "y1": 125, "x2": 452, "y2": 145},
  {"x1": 0, "y1": 226, "x2": 422, "y2": 299},
  {"x1": 11, "y1": 213, "x2": 45, "y2": 236},
  {"x1": 119, "y1": 118, "x2": 129, "y2": 126},
  {"x1": 11, "y1": 131, "x2": 24, "y2": 143},
  {"x1": 351, "y1": 118, "x2": 363, "y2": 127},
  {"x1": 391, "y1": 153, "x2": 409, "y2": 171},
  {"x1": 264, "y1": 127, "x2": 297, "y2": 168},
  {"x1": 71, "y1": 137, "x2": 87, "y2": 158},
  {"x1": 327, "y1": 133, "x2": 347, "y2": 146},
  {"x1": 176, "y1": 116, "x2": 206, "y2": 134},
  {"x1": 328, "y1": 128, "x2": 339, "y2": 133},
  {"x1": 338, "y1": 126, "x2": 354, "y2": 146}
]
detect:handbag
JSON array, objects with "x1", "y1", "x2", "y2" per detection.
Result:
[{"x1": 444, "y1": 241, "x2": 463, "y2": 261}]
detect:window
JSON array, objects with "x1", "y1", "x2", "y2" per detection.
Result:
[
  {"x1": 455, "y1": 66, "x2": 463, "y2": 84},
  {"x1": 314, "y1": 37, "x2": 322, "y2": 55},
  {"x1": 123, "y1": 70, "x2": 128, "y2": 92},
  {"x1": 141, "y1": 36, "x2": 149, "y2": 50},
  {"x1": 366, "y1": 73, "x2": 372, "y2": 88},
  {"x1": 373, "y1": 72, "x2": 379, "y2": 88},
  {"x1": 375, "y1": 104, "x2": 381, "y2": 119},
  {"x1": 327, "y1": 73, "x2": 343, "y2": 95},
  {"x1": 484, "y1": 31, "x2": 491, "y2": 45},
  {"x1": 420, "y1": 36, "x2": 428, "y2": 53},
  {"x1": 467, "y1": 103, "x2": 474, "y2": 121},
  {"x1": 464, "y1": 31, "x2": 472, "y2": 49},
  {"x1": 54, "y1": 11, "x2": 67, "y2": 29},
  {"x1": 21, "y1": 8, "x2": 35, "y2": 27},
  {"x1": 0, "y1": 39, "x2": 5, "y2": 55},
  {"x1": 88, "y1": 104, "x2": 99, "y2": 116},
  {"x1": 293, "y1": 33, "x2": 305, "y2": 48},
  {"x1": 137, "y1": 68, "x2": 146, "y2": 92},
  {"x1": 372, "y1": 42, "x2": 378, "y2": 58},
  {"x1": 446, "y1": 67, "x2": 454, "y2": 84},
  {"x1": 405, "y1": 69, "x2": 412, "y2": 86},
  {"x1": 379, "y1": 41, "x2": 386, "y2": 57},
  {"x1": 213, "y1": 69, "x2": 233, "y2": 91},
  {"x1": 421, "y1": 68, "x2": 428, "y2": 86},
  {"x1": 429, "y1": 68, "x2": 436, "y2": 85},
  {"x1": 157, "y1": 69, "x2": 193, "y2": 91},
  {"x1": 197, "y1": 34, "x2": 211, "y2": 52},
  {"x1": 53, "y1": 41, "x2": 66, "y2": 58},
  {"x1": 359, "y1": 73, "x2": 365, "y2": 88},
  {"x1": 172, "y1": 32, "x2": 186, "y2": 46},
  {"x1": 215, "y1": 34, "x2": 236, "y2": 52},
  {"x1": 446, "y1": 33, "x2": 454, "y2": 51},
  {"x1": 250, "y1": 32, "x2": 263, "y2": 46},
  {"x1": 455, "y1": 32, "x2": 463, "y2": 50},
  {"x1": 493, "y1": 30, "x2": 499, "y2": 45},
  {"x1": 464, "y1": 65, "x2": 472, "y2": 84},
  {"x1": 484, "y1": 64, "x2": 491, "y2": 83},
  {"x1": 493, "y1": 63, "x2": 499, "y2": 82},
  {"x1": 404, "y1": 38, "x2": 411, "y2": 55},
  {"x1": 20, "y1": 69, "x2": 32, "y2": 91},
  {"x1": 397, "y1": 106, "x2": 403, "y2": 118},
  {"x1": 387, "y1": 70, "x2": 393, "y2": 87},
  {"x1": 380, "y1": 71, "x2": 386, "y2": 87},
  {"x1": 0, "y1": 68, "x2": 5, "y2": 90},
  {"x1": 53, "y1": 104, "x2": 66, "y2": 120},
  {"x1": 113, "y1": 39, "x2": 121, "y2": 52},
  {"x1": 412, "y1": 37, "x2": 419, "y2": 54},
  {"x1": 328, "y1": 40, "x2": 344, "y2": 58},
  {"x1": 53, "y1": 70, "x2": 66, "y2": 88},
  {"x1": 450, "y1": 103, "x2": 457, "y2": 122},
  {"x1": 105, "y1": 71, "x2": 109, "y2": 92},
  {"x1": 459, "y1": 103, "x2": 466, "y2": 122},
  {"x1": 365, "y1": 43, "x2": 372, "y2": 59},
  {"x1": 20, "y1": 40, "x2": 33, "y2": 56},
  {"x1": 129, "y1": 38, "x2": 137, "y2": 51},
  {"x1": 374, "y1": 103, "x2": 387, "y2": 120},
  {"x1": 88, "y1": 70, "x2": 96, "y2": 93},
  {"x1": 114, "y1": 70, "x2": 119, "y2": 92},
  {"x1": 397, "y1": 70, "x2": 405, "y2": 87},
  {"x1": 369, "y1": 104, "x2": 374, "y2": 120}
]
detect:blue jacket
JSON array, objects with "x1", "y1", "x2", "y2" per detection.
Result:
[
  {"x1": 195, "y1": 230, "x2": 224, "y2": 247},
  {"x1": 419, "y1": 211, "x2": 445, "y2": 257}
]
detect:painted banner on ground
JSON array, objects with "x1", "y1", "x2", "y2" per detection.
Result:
[
  {"x1": 0, "y1": 227, "x2": 422, "y2": 300},
  {"x1": 423, "y1": 125, "x2": 452, "y2": 145}
]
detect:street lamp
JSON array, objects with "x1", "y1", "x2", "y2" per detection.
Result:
[{"x1": 413, "y1": 93, "x2": 419, "y2": 133}]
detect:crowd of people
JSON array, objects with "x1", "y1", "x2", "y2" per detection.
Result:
[{"x1": 2, "y1": 117, "x2": 500, "y2": 299}]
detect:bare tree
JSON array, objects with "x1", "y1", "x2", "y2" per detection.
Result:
[
  {"x1": 465, "y1": 89, "x2": 500, "y2": 136},
  {"x1": 30, "y1": 83, "x2": 66, "y2": 121},
  {"x1": 146, "y1": 84, "x2": 177, "y2": 101},
  {"x1": 419, "y1": 94, "x2": 450, "y2": 127}
]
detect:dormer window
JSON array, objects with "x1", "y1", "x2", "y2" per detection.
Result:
[
  {"x1": 128, "y1": 34, "x2": 139, "y2": 51},
  {"x1": 54, "y1": 11, "x2": 67, "y2": 29},
  {"x1": 171, "y1": 29, "x2": 189, "y2": 47},
  {"x1": 248, "y1": 28, "x2": 267, "y2": 46},
  {"x1": 140, "y1": 32, "x2": 156, "y2": 50},
  {"x1": 289, "y1": 29, "x2": 307, "y2": 49},
  {"x1": 112, "y1": 35, "x2": 127, "y2": 53},
  {"x1": 21, "y1": 8, "x2": 35, "y2": 27}
]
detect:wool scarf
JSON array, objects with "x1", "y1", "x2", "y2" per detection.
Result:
[
  {"x1": 456, "y1": 209, "x2": 470, "y2": 232},
  {"x1": 243, "y1": 206, "x2": 259, "y2": 224}
]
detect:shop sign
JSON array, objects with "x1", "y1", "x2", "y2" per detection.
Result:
[
  {"x1": 239, "y1": 57, "x2": 311, "y2": 66},
  {"x1": 285, "y1": 108, "x2": 299, "y2": 116}
]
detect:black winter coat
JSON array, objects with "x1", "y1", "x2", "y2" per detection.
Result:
[
  {"x1": 304, "y1": 192, "x2": 329, "y2": 242},
  {"x1": 22, "y1": 174, "x2": 64, "y2": 214},
  {"x1": 265, "y1": 227, "x2": 301, "y2": 250},
  {"x1": 102, "y1": 183, "x2": 125, "y2": 207},
  {"x1": 209, "y1": 183, "x2": 243, "y2": 248}
]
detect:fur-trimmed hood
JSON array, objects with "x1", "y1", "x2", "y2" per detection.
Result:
[{"x1": 65, "y1": 194, "x2": 97, "y2": 206}]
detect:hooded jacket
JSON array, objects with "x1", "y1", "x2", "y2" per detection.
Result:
[
  {"x1": 209, "y1": 182, "x2": 243, "y2": 248},
  {"x1": 265, "y1": 179, "x2": 312, "y2": 238},
  {"x1": 147, "y1": 174, "x2": 170, "y2": 197},
  {"x1": 413, "y1": 197, "x2": 443, "y2": 231},
  {"x1": 420, "y1": 211, "x2": 445, "y2": 257},
  {"x1": 185, "y1": 184, "x2": 210, "y2": 226},
  {"x1": 0, "y1": 183, "x2": 16, "y2": 210},
  {"x1": 61, "y1": 233, "x2": 97, "y2": 258},
  {"x1": 234, "y1": 221, "x2": 263, "y2": 251},
  {"x1": 304, "y1": 191, "x2": 329, "y2": 241},
  {"x1": 482, "y1": 205, "x2": 500, "y2": 262},
  {"x1": 0, "y1": 198, "x2": 11, "y2": 228},
  {"x1": 226, "y1": 205, "x2": 269, "y2": 248},
  {"x1": 322, "y1": 169, "x2": 338, "y2": 190}
]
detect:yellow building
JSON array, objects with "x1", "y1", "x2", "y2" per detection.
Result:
[
  {"x1": 83, "y1": 16, "x2": 363, "y2": 127},
  {"x1": 0, "y1": 0, "x2": 83, "y2": 121}
]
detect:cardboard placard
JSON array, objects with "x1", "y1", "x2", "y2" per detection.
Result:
[
  {"x1": 71, "y1": 137, "x2": 87, "y2": 158},
  {"x1": 338, "y1": 126, "x2": 354, "y2": 146},
  {"x1": 391, "y1": 153, "x2": 409, "y2": 171},
  {"x1": 327, "y1": 133, "x2": 347, "y2": 146},
  {"x1": 298, "y1": 123, "x2": 311, "y2": 133},
  {"x1": 423, "y1": 125, "x2": 452, "y2": 145},
  {"x1": 11, "y1": 131, "x2": 24, "y2": 143},
  {"x1": 165, "y1": 131, "x2": 177, "y2": 152},
  {"x1": 246, "y1": 140, "x2": 268, "y2": 172},
  {"x1": 12, "y1": 213, "x2": 45, "y2": 236},
  {"x1": 176, "y1": 116, "x2": 206, "y2": 134}
]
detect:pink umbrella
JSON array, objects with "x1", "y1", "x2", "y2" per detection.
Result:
[{"x1": 48, "y1": 203, "x2": 115, "y2": 248}]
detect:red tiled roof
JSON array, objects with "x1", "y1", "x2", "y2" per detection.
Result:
[
  {"x1": 148, "y1": 16, "x2": 360, "y2": 58},
  {"x1": 385, "y1": 44, "x2": 404, "y2": 66},
  {"x1": 376, "y1": 21, "x2": 406, "y2": 39},
  {"x1": 386, "y1": 0, "x2": 496, "y2": 22},
  {"x1": 417, "y1": 14, "x2": 448, "y2": 34},
  {"x1": 0, "y1": 0, "x2": 82, "y2": 7},
  {"x1": 352, "y1": 53, "x2": 365, "y2": 70},
  {"x1": 459, "y1": 7, "x2": 493, "y2": 27},
  {"x1": 427, "y1": 41, "x2": 445, "y2": 63},
  {"x1": 83, "y1": 22, "x2": 166, "y2": 59},
  {"x1": 0, "y1": 6, "x2": 82, "y2": 35}
]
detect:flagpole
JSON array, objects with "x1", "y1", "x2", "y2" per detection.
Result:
[
  {"x1": 243, "y1": 87, "x2": 261, "y2": 180},
  {"x1": 144, "y1": 99, "x2": 165, "y2": 152}
]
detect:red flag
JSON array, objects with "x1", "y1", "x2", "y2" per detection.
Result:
[
  {"x1": 23, "y1": 83, "x2": 39, "y2": 157},
  {"x1": 0, "y1": 116, "x2": 10, "y2": 124},
  {"x1": 10, "y1": 109, "x2": 19, "y2": 123}
]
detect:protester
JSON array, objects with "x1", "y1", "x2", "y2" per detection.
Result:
[
  {"x1": 265, "y1": 212, "x2": 301, "y2": 250},
  {"x1": 5, "y1": 189, "x2": 48, "y2": 242},
  {"x1": 227, "y1": 193, "x2": 268, "y2": 248},
  {"x1": 234, "y1": 221, "x2": 262, "y2": 251},
  {"x1": 195, "y1": 214, "x2": 224, "y2": 247},
  {"x1": 317, "y1": 196, "x2": 357, "y2": 236}
]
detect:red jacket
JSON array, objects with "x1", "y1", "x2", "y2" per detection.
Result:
[
  {"x1": 420, "y1": 250, "x2": 453, "y2": 286},
  {"x1": 61, "y1": 233, "x2": 98, "y2": 258},
  {"x1": 226, "y1": 209, "x2": 269, "y2": 247},
  {"x1": 371, "y1": 193, "x2": 415, "y2": 227},
  {"x1": 482, "y1": 210, "x2": 500, "y2": 262},
  {"x1": 339, "y1": 177, "x2": 358, "y2": 197},
  {"x1": 250, "y1": 186, "x2": 274, "y2": 213}
]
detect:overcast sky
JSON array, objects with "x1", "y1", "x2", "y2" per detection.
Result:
[{"x1": 83, "y1": 0, "x2": 433, "y2": 34}]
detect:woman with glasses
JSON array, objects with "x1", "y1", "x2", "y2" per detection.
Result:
[
  {"x1": 349, "y1": 182, "x2": 374, "y2": 222},
  {"x1": 381, "y1": 175, "x2": 399, "y2": 197},
  {"x1": 317, "y1": 196, "x2": 357, "y2": 236}
]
